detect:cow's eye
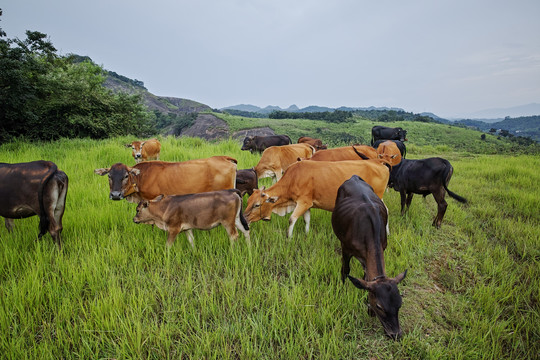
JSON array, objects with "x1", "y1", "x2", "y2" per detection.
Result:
[
  {"x1": 124, "y1": 174, "x2": 129, "y2": 179},
  {"x1": 253, "y1": 204, "x2": 260, "y2": 208},
  {"x1": 376, "y1": 303, "x2": 384, "y2": 311}
]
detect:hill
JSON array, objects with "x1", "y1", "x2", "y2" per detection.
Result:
[{"x1": 455, "y1": 115, "x2": 540, "y2": 142}]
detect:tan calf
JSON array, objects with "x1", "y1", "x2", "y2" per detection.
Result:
[
  {"x1": 126, "y1": 138, "x2": 161, "y2": 163},
  {"x1": 133, "y1": 190, "x2": 250, "y2": 247},
  {"x1": 309, "y1": 145, "x2": 377, "y2": 161},
  {"x1": 254, "y1": 143, "x2": 315, "y2": 182}
]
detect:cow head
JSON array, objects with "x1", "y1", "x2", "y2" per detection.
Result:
[
  {"x1": 133, "y1": 195, "x2": 164, "y2": 224},
  {"x1": 397, "y1": 128, "x2": 408, "y2": 142},
  {"x1": 376, "y1": 141, "x2": 402, "y2": 166},
  {"x1": 241, "y1": 136, "x2": 254, "y2": 151},
  {"x1": 94, "y1": 163, "x2": 140, "y2": 200},
  {"x1": 126, "y1": 141, "x2": 144, "y2": 163},
  {"x1": 348, "y1": 270, "x2": 407, "y2": 340},
  {"x1": 244, "y1": 187, "x2": 277, "y2": 223}
]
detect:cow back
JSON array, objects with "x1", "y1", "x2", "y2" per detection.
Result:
[{"x1": 310, "y1": 145, "x2": 377, "y2": 161}]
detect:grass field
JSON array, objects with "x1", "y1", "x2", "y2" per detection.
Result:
[{"x1": 0, "y1": 135, "x2": 539, "y2": 359}]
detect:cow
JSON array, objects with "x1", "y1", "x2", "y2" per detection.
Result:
[
  {"x1": 388, "y1": 158, "x2": 467, "y2": 228},
  {"x1": 94, "y1": 156, "x2": 237, "y2": 203},
  {"x1": 0, "y1": 160, "x2": 68, "y2": 247},
  {"x1": 254, "y1": 143, "x2": 315, "y2": 182},
  {"x1": 240, "y1": 135, "x2": 292, "y2": 153},
  {"x1": 133, "y1": 190, "x2": 250, "y2": 247},
  {"x1": 332, "y1": 175, "x2": 407, "y2": 340},
  {"x1": 297, "y1": 136, "x2": 327, "y2": 150},
  {"x1": 307, "y1": 145, "x2": 377, "y2": 162},
  {"x1": 125, "y1": 138, "x2": 161, "y2": 163},
  {"x1": 235, "y1": 168, "x2": 258, "y2": 197},
  {"x1": 244, "y1": 159, "x2": 389, "y2": 238},
  {"x1": 371, "y1": 126, "x2": 408, "y2": 146},
  {"x1": 375, "y1": 140, "x2": 402, "y2": 167},
  {"x1": 373, "y1": 139, "x2": 407, "y2": 158}
]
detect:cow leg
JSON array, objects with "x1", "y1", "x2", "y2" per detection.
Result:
[
  {"x1": 166, "y1": 228, "x2": 181, "y2": 247},
  {"x1": 5, "y1": 218, "x2": 14, "y2": 232},
  {"x1": 287, "y1": 202, "x2": 312, "y2": 238},
  {"x1": 303, "y1": 210, "x2": 311, "y2": 234},
  {"x1": 432, "y1": 189, "x2": 447, "y2": 228},
  {"x1": 341, "y1": 251, "x2": 352, "y2": 283},
  {"x1": 184, "y1": 229, "x2": 195, "y2": 248},
  {"x1": 405, "y1": 192, "x2": 414, "y2": 212},
  {"x1": 223, "y1": 223, "x2": 239, "y2": 246},
  {"x1": 399, "y1": 191, "x2": 408, "y2": 215}
]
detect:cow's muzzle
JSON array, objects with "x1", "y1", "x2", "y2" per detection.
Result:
[{"x1": 110, "y1": 191, "x2": 123, "y2": 200}]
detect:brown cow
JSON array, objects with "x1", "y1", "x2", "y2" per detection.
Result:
[
  {"x1": 133, "y1": 190, "x2": 250, "y2": 247},
  {"x1": 308, "y1": 145, "x2": 377, "y2": 162},
  {"x1": 244, "y1": 159, "x2": 389, "y2": 237},
  {"x1": 332, "y1": 175, "x2": 407, "y2": 340},
  {"x1": 0, "y1": 160, "x2": 68, "y2": 247},
  {"x1": 375, "y1": 140, "x2": 402, "y2": 166},
  {"x1": 235, "y1": 169, "x2": 258, "y2": 197},
  {"x1": 254, "y1": 143, "x2": 315, "y2": 182},
  {"x1": 94, "y1": 156, "x2": 237, "y2": 203},
  {"x1": 297, "y1": 136, "x2": 327, "y2": 150},
  {"x1": 126, "y1": 138, "x2": 161, "y2": 163}
]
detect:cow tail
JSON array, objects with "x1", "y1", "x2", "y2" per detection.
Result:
[
  {"x1": 232, "y1": 190, "x2": 250, "y2": 231},
  {"x1": 224, "y1": 156, "x2": 238, "y2": 164},
  {"x1": 442, "y1": 162, "x2": 467, "y2": 203},
  {"x1": 351, "y1": 146, "x2": 369, "y2": 160},
  {"x1": 38, "y1": 162, "x2": 58, "y2": 237},
  {"x1": 286, "y1": 135, "x2": 292, "y2": 144}
]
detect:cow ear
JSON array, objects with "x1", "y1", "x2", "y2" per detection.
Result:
[
  {"x1": 150, "y1": 194, "x2": 164, "y2": 203},
  {"x1": 142, "y1": 200, "x2": 150, "y2": 208},
  {"x1": 392, "y1": 269, "x2": 408, "y2": 284},
  {"x1": 130, "y1": 168, "x2": 141, "y2": 176},
  {"x1": 141, "y1": 141, "x2": 146, "y2": 146},
  {"x1": 125, "y1": 143, "x2": 133, "y2": 148},
  {"x1": 94, "y1": 168, "x2": 110, "y2": 176},
  {"x1": 266, "y1": 196, "x2": 278, "y2": 203},
  {"x1": 260, "y1": 186, "x2": 266, "y2": 191},
  {"x1": 391, "y1": 154, "x2": 397, "y2": 159},
  {"x1": 347, "y1": 275, "x2": 371, "y2": 291},
  {"x1": 378, "y1": 154, "x2": 383, "y2": 159}
]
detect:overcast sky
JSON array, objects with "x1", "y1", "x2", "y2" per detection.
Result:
[{"x1": 2, "y1": 0, "x2": 539, "y2": 118}]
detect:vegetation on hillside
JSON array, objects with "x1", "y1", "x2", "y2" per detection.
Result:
[{"x1": 456, "y1": 115, "x2": 540, "y2": 142}]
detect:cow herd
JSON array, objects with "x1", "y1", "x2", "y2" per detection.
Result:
[{"x1": 0, "y1": 125, "x2": 467, "y2": 340}]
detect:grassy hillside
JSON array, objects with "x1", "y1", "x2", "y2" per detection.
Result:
[
  {"x1": 0, "y1": 136, "x2": 538, "y2": 359},
  {"x1": 215, "y1": 112, "x2": 540, "y2": 155}
]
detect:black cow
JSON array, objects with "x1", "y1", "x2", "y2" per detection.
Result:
[
  {"x1": 235, "y1": 168, "x2": 258, "y2": 197},
  {"x1": 371, "y1": 126, "x2": 408, "y2": 146},
  {"x1": 388, "y1": 158, "x2": 467, "y2": 228},
  {"x1": 0, "y1": 160, "x2": 68, "y2": 247},
  {"x1": 240, "y1": 135, "x2": 292, "y2": 153},
  {"x1": 332, "y1": 175, "x2": 407, "y2": 340},
  {"x1": 372, "y1": 139, "x2": 407, "y2": 158}
]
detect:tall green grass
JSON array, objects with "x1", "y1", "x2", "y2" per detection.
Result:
[{"x1": 0, "y1": 137, "x2": 538, "y2": 359}]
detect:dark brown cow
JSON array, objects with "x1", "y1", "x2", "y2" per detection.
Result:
[
  {"x1": 133, "y1": 190, "x2": 250, "y2": 247},
  {"x1": 297, "y1": 136, "x2": 327, "y2": 150},
  {"x1": 332, "y1": 175, "x2": 407, "y2": 340},
  {"x1": 0, "y1": 160, "x2": 68, "y2": 247},
  {"x1": 241, "y1": 135, "x2": 292, "y2": 153},
  {"x1": 94, "y1": 156, "x2": 237, "y2": 203},
  {"x1": 125, "y1": 138, "x2": 161, "y2": 163},
  {"x1": 388, "y1": 157, "x2": 467, "y2": 227},
  {"x1": 235, "y1": 169, "x2": 258, "y2": 197}
]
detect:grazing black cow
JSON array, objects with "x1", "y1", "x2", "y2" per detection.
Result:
[
  {"x1": 0, "y1": 161, "x2": 68, "y2": 247},
  {"x1": 240, "y1": 135, "x2": 292, "y2": 153},
  {"x1": 235, "y1": 168, "x2": 258, "y2": 197},
  {"x1": 372, "y1": 139, "x2": 407, "y2": 158},
  {"x1": 332, "y1": 175, "x2": 407, "y2": 340},
  {"x1": 388, "y1": 158, "x2": 467, "y2": 228},
  {"x1": 371, "y1": 126, "x2": 408, "y2": 146}
]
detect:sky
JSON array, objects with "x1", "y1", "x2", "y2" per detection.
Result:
[{"x1": 2, "y1": 0, "x2": 540, "y2": 118}]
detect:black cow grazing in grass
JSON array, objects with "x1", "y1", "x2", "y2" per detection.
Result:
[
  {"x1": 240, "y1": 135, "x2": 292, "y2": 153},
  {"x1": 235, "y1": 168, "x2": 258, "y2": 197},
  {"x1": 332, "y1": 175, "x2": 407, "y2": 340},
  {"x1": 371, "y1": 126, "x2": 408, "y2": 146},
  {"x1": 388, "y1": 158, "x2": 467, "y2": 228},
  {"x1": 372, "y1": 139, "x2": 407, "y2": 158},
  {"x1": 0, "y1": 160, "x2": 68, "y2": 247}
]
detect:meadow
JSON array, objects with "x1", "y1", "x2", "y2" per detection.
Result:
[{"x1": 0, "y1": 134, "x2": 539, "y2": 359}]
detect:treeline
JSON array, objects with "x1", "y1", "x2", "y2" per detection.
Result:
[
  {"x1": 0, "y1": 10, "x2": 153, "y2": 142},
  {"x1": 351, "y1": 109, "x2": 436, "y2": 123},
  {"x1": 269, "y1": 110, "x2": 353, "y2": 123}
]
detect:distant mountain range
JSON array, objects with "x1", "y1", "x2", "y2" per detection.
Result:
[
  {"x1": 221, "y1": 104, "x2": 405, "y2": 114},
  {"x1": 449, "y1": 103, "x2": 540, "y2": 121}
]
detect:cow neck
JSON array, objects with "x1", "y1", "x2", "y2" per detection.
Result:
[
  {"x1": 123, "y1": 170, "x2": 139, "y2": 197},
  {"x1": 365, "y1": 214, "x2": 386, "y2": 281},
  {"x1": 266, "y1": 180, "x2": 290, "y2": 205}
]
